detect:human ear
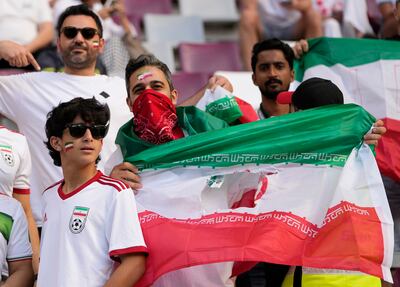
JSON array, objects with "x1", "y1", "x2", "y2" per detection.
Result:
[
  {"x1": 170, "y1": 89, "x2": 178, "y2": 106},
  {"x1": 50, "y1": 136, "x2": 62, "y2": 151}
]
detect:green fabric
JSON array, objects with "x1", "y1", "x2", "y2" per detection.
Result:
[
  {"x1": 0, "y1": 212, "x2": 13, "y2": 243},
  {"x1": 118, "y1": 104, "x2": 375, "y2": 171},
  {"x1": 294, "y1": 37, "x2": 400, "y2": 81},
  {"x1": 206, "y1": 96, "x2": 242, "y2": 123},
  {"x1": 115, "y1": 106, "x2": 229, "y2": 159}
]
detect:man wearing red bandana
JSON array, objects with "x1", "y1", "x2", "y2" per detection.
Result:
[{"x1": 105, "y1": 55, "x2": 232, "y2": 180}]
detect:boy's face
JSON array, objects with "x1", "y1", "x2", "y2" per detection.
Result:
[
  {"x1": 127, "y1": 65, "x2": 178, "y2": 111},
  {"x1": 52, "y1": 115, "x2": 104, "y2": 167}
]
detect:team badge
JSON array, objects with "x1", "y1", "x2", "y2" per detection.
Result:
[
  {"x1": 0, "y1": 145, "x2": 14, "y2": 167},
  {"x1": 69, "y1": 206, "x2": 90, "y2": 234}
]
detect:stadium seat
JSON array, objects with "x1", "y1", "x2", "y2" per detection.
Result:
[
  {"x1": 142, "y1": 41, "x2": 176, "y2": 72},
  {"x1": 178, "y1": 0, "x2": 239, "y2": 22},
  {"x1": 143, "y1": 14, "x2": 205, "y2": 46},
  {"x1": 172, "y1": 72, "x2": 210, "y2": 104},
  {"x1": 179, "y1": 42, "x2": 242, "y2": 74},
  {"x1": 122, "y1": 0, "x2": 173, "y2": 37},
  {"x1": 124, "y1": 0, "x2": 173, "y2": 20}
]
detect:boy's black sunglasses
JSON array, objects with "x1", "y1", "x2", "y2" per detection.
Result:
[
  {"x1": 65, "y1": 122, "x2": 109, "y2": 140},
  {"x1": 61, "y1": 26, "x2": 100, "y2": 40}
]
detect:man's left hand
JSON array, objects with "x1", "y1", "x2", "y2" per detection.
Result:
[
  {"x1": 207, "y1": 75, "x2": 233, "y2": 93},
  {"x1": 364, "y1": 119, "x2": 386, "y2": 146}
]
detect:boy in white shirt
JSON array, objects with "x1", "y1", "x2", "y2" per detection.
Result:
[{"x1": 38, "y1": 97, "x2": 147, "y2": 287}]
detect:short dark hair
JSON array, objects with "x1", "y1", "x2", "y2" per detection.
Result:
[
  {"x1": 125, "y1": 54, "x2": 174, "y2": 96},
  {"x1": 44, "y1": 97, "x2": 110, "y2": 166},
  {"x1": 56, "y1": 4, "x2": 103, "y2": 38},
  {"x1": 251, "y1": 38, "x2": 295, "y2": 72}
]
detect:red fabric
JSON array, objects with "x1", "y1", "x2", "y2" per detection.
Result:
[
  {"x1": 135, "y1": 202, "x2": 384, "y2": 287},
  {"x1": 375, "y1": 118, "x2": 400, "y2": 182},
  {"x1": 132, "y1": 89, "x2": 184, "y2": 144},
  {"x1": 234, "y1": 97, "x2": 259, "y2": 123}
]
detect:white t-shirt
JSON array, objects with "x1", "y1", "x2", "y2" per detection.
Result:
[
  {"x1": 38, "y1": 171, "x2": 147, "y2": 287},
  {"x1": 0, "y1": 72, "x2": 131, "y2": 225},
  {"x1": 0, "y1": 127, "x2": 31, "y2": 197},
  {"x1": 0, "y1": 0, "x2": 52, "y2": 45},
  {"x1": 258, "y1": 0, "x2": 301, "y2": 29},
  {"x1": 0, "y1": 193, "x2": 32, "y2": 276}
]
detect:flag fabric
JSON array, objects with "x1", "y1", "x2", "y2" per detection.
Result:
[
  {"x1": 120, "y1": 104, "x2": 393, "y2": 286},
  {"x1": 293, "y1": 37, "x2": 400, "y2": 182}
]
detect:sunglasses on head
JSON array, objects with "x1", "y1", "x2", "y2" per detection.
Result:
[
  {"x1": 61, "y1": 26, "x2": 99, "y2": 40},
  {"x1": 65, "y1": 122, "x2": 109, "y2": 140}
]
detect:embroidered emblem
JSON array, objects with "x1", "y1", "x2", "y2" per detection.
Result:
[
  {"x1": 69, "y1": 206, "x2": 90, "y2": 234},
  {"x1": 207, "y1": 175, "x2": 224, "y2": 188},
  {"x1": 0, "y1": 145, "x2": 14, "y2": 167}
]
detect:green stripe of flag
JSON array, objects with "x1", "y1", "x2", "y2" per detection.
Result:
[
  {"x1": 294, "y1": 37, "x2": 400, "y2": 81},
  {"x1": 123, "y1": 104, "x2": 375, "y2": 171}
]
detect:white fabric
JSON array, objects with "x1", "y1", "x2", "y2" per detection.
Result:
[
  {"x1": 0, "y1": 0, "x2": 52, "y2": 45},
  {"x1": 104, "y1": 145, "x2": 124, "y2": 176},
  {"x1": 0, "y1": 194, "x2": 32, "y2": 274},
  {"x1": 0, "y1": 72, "x2": 131, "y2": 225},
  {"x1": 38, "y1": 171, "x2": 146, "y2": 287},
  {"x1": 153, "y1": 263, "x2": 235, "y2": 287},
  {"x1": 343, "y1": 0, "x2": 374, "y2": 36},
  {"x1": 258, "y1": 0, "x2": 301, "y2": 32},
  {"x1": 52, "y1": 0, "x2": 81, "y2": 26},
  {"x1": 312, "y1": 0, "x2": 343, "y2": 18},
  {"x1": 0, "y1": 127, "x2": 31, "y2": 196}
]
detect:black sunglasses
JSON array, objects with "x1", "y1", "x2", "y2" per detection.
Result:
[
  {"x1": 65, "y1": 122, "x2": 109, "y2": 140},
  {"x1": 61, "y1": 26, "x2": 100, "y2": 40}
]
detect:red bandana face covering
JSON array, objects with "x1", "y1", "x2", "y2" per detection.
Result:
[{"x1": 131, "y1": 89, "x2": 184, "y2": 144}]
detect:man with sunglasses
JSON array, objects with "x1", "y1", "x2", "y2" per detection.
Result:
[
  {"x1": 40, "y1": 97, "x2": 147, "y2": 287},
  {"x1": 0, "y1": 4, "x2": 232, "y2": 229}
]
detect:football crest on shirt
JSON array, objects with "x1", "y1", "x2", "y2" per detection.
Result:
[
  {"x1": 0, "y1": 145, "x2": 14, "y2": 167},
  {"x1": 69, "y1": 206, "x2": 90, "y2": 234}
]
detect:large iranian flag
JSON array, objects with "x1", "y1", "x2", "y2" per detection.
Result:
[
  {"x1": 294, "y1": 37, "x2": 400, "y2": 182},
  {"x1": 126, "y1": 104, "x2": 393, "y2": 286}
]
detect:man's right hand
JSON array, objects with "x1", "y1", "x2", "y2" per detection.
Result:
[
  {"x1": 110, "y1": 162, "x2": 143, "y2": 191},
  {"x1": 0, "y1": 40, "x2": 40, "y2": 70},
  {"x1": 292, "y1": 39, "x2": 309, "y2": 59}
]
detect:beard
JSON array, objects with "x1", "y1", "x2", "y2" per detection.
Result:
[
  {"x1": 261, "y1": 90, "x2": 281, "y2": 100},
  {"x1": 260, "y1": 78, "x2": 289, "y2": 100},
  {"x1": 61, "y1": 43, "x2": 97, "y2": 70}
]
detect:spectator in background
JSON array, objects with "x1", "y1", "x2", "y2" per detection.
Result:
[
  {"x1": 238, "y1": 0, "x2": 323, "y2": 71},
  {"x1": 53, "y1": 0, "x2": 147, "y2": 77},
  {"x1": 0, "y1": 195, "x2": 34, "y2": 287},
  {"x1": 314, "y1": 0, "x2": 344, "y2": 37},
  {"x1": 378, "y1": 0, "x2": 398, "y2": 38},
  {"x1": 0, "y1": 127, "x2": 40, "y2": 275},
  {"x1": 0, "y1": 0, "x2": 53, "y2": 70}
]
